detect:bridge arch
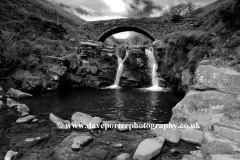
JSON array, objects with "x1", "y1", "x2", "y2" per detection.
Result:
[{"x1": 96, "y1": 25, "x2": 158, "y2": 42}]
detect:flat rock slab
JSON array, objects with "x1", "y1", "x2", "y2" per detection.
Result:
[
  {"x1": 195, "y1": 65, "x2": 240, "y2": 95},
  {"x1": 211, "y1": 154, "x2": 240, "y2": 160},
  {"x1": 71, "y1": 134, "x2": 93, "y2": 151},
  {"x1": 214, "y1": 125, "x2": 240, "y2": 142},
  {"x1": 204, "y1": 131, "x2": 240, "y2": 152},
  {"x1": 10, "y1": 133, "x2": 49, "y2": 148}
]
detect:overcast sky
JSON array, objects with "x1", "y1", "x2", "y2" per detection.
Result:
[{"x1": 52, "y1": 0, "x2": 216, "y2": 39}]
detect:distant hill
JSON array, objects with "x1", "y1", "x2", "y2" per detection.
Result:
[
  {"x1": 196, "y1": 0, "x2": 240, "y2": 37},
  {"x1": 196, "y1": 0, "x2": 233, "y2": 17}
]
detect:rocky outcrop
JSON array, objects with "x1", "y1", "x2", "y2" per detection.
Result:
[{"x1": 171, "y1": 60, "x2": 240, "y2": 159}]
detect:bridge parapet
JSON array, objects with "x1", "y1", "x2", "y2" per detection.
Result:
[{"x1": 82, "y1": 16, "x2": 199, "y2": 41}]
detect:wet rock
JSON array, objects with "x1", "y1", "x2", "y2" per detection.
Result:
[
  {"x1": 133, "y1": 136, "x2": 165, "y2": 160},
  {"x1": 6, "y1": 98, "x2": 18, "y2": 108},
  {"x1": 153, "y1": 128, "x2": 180, "y2": 143},
  {"x1": 71, "y1": 134, "x2": 93, "y2": 151},
  {"x1": 71, "y1": 112, "x2": 93, "y2": 126},
  {"x1": 16, "y1": 115, "x2": 36, "y2": 123},
  {"x1": 4, "y1": 150, "x2": 18, "y2": 160},
  {"x1": 21, "y1": 112, "x2": 29, "y2": 117},
  {"x1": 179, "y1": 129, "x2": 204, "y2": 145},
  {"x1": 10, "y1": 133, "x2": 49, "y2": 148},
  {"x1": 31, "y1": 118, "x2": 39, "y2": 123},
  {"x1": 49, "y1": 113, "x2": 70, "y2": 129},
  {"x1": 7, "y1": 88, "x2": 33, "y2": 98},
  {"x1": 203, "y1": 132, "x2": 240, "y2": 152},
  {"x1": 195, "y1": 65, "x2": 240, "y2": 95},
  {"x1": 211, "y1": 154, "x2": 240, "y2": 160},
  {"x1": 112, "y1": 143, "x2": 123, "y2": 148},
  {"x1": 115, "y1": 153, "x2": 131, "y2": 160},
  {"x1": 17, "y1": 104, "x2": 30, "y2": 114}
]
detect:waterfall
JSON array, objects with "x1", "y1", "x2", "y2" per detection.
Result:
[
  {"x1": 106, "y1": 51, "x2": 129, "y2": 89},
  {"x1": 145, "y1": 47, "x2": 163, "y2": 91}
]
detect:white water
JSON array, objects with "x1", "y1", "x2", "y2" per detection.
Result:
[
  {"x1": 106, "y1": 51, "x2": 129, "y2": 89},
  {"x1": 144, "y1": 47, "x2": 164, "y2": 91}
]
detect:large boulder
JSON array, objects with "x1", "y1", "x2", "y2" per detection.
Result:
[
  {"x1": 71, "y1": 112, "x2": 93, "y2": 126},
  {"x1": 171, "y1": 90, "x2": 239, "y2": 130},
  {"x1": 7, "y1": 88, "x2": 33, "y2": 98},
  {"x1": 195, "y1": 65, "x2": 240, "y2": 95},
  {"x1": 133, "y1": 136, "x2": 165, "y2": 160}
]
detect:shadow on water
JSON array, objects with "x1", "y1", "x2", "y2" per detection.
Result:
[{"x1": 19, "y1": 88, "x2": 183, "y2": 123}]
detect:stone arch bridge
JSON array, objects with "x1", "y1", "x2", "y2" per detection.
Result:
[{"x1": 82, "y1": 17, "x2": 198, "y2": 42}]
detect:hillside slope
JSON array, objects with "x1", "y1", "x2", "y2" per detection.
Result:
[{"x1": 0, "y1": 0, "x2": 89, "y2": 91}]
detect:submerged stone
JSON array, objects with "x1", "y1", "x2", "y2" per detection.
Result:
[{"x1": 16, "y1": 115, "x2": 36, "y2": 123}]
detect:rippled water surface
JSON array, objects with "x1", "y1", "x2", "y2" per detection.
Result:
[{"x1": 19, "y1": 88, "x2": 183, "y2": 123}]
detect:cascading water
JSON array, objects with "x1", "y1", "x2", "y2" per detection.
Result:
[
  {"x1": 144, "y1": 47, "x2": 164, "y2": 91},
  {"x1": 106, "y1": 51, "x2": 129, "y2": 89}
]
